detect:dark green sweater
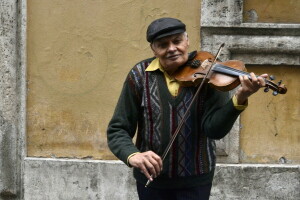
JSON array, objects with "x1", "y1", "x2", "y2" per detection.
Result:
[{"x1": 107, "y1": 58, "x2": 243, "y2": 189}]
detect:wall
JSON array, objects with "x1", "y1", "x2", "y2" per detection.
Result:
[
  {"x1": 0, "y1": 0, "x2": 25, "y2": 198},
  {"x1": 24, "y1": 159, "x2": 300, "y2": 200},
  {"x1": 240, "y1": 0, "x2": 300, "y2": 164},
  {"x1": 240, "y1": 65, "x2": 300, "y2": 164},
  {"x1": 243, "y1": 0, "x2": 300, "y2": 23},
  {"x1": 200, "y1": 0, "x2": 300, "y2": 198},
  {"x1": 27, "y1": 0, "x2": 300, "y2": 165},
  {"x1": 27, "y1": 0, "x2": 201, "y2": 160}
]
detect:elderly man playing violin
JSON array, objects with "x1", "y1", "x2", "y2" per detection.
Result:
[{"x1": 107, "y1": 17, "x2": 267, "y2": 200}]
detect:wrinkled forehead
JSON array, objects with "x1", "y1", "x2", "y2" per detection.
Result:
[{"x1": 152, "y1": 33, "x2": 186, "y2": 44}]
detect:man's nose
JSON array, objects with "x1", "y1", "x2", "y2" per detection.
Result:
[{"x1": 167, "y1": 43, "x2": 177, "y2": 51}]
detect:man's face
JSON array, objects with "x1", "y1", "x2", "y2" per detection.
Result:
[{"x1": 151, "y1": 33, "x2": 189, "y2": 74}]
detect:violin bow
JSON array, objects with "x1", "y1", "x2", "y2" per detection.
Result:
[{"x1": 145, "y1": 43, "x2": 225, "y2": 187}]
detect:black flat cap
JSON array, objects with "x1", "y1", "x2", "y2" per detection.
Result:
[{"x1": 146, "y1": 17, "x2": 186, "y2": 43}]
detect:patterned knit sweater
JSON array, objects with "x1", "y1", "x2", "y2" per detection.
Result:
[{"x1": 107, "y1": 57, "x2": 243, "y2": 189}]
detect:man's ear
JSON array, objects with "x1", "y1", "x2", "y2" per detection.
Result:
[
  {"x1": 186, "y1": 34, "x2": 190, "y2": 47},
  {"x1": 150, "y1": 44, "x2": 157, "y2": 57}
]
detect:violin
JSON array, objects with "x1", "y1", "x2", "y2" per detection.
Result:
[{"x1": 173, "y1": 51, "x2": 287, "y2": 96}]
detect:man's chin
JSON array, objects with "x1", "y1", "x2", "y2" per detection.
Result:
[
  {"x1": 164, "y1": 63, "x2": 183, "y2": 73},
  {"x1": 170, "y1": 60, "x2": 185, "y2": 67}
]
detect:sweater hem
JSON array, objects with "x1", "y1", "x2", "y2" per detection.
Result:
[{"x1": 133, "y1": 168, "x2": 215, "y2": 189}]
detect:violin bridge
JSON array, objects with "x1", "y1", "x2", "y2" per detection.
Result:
[{"x1": 201, "y1": 59, "x2": 212, "y2": 70}]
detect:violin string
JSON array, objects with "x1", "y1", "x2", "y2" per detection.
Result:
[
  {"x1": 213, "y1": 64, "x2": 249, "y2": 76},
  {"x1": 213, "y1": 64, "x2": 278, "y2": 89}
]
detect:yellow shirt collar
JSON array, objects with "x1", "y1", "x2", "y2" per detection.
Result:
[
  {"x1": 146, "y1": 58, "x2": 175, "y2": 80},
  {"x1": 146, "y1": 58, "x2": 179, "y2": 96},
  {"x1": 146, "y1": 58, "x2": 163, "y2": 72}
]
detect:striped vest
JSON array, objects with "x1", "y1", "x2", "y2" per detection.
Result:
[{"x1": 128, "y1": 58, "x2": 216, "y2": 178}]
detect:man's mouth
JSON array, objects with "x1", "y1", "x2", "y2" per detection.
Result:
[{"x1": 167, "y1": 54, "x2": 180, "y2": 60}]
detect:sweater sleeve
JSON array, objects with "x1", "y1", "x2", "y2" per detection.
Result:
[
  {"x1": 201, "y1": 86, "x2": 244, "y2": 139},
  {"x1": 107, "y1": 72, "x2": 141, "y2": 165}
]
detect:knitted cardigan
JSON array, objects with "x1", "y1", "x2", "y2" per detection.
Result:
[{"x1": 107, "y1": 57, "x2": 243, "y2": 189}]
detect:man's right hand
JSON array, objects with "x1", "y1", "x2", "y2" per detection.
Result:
[{"x1": 128, "y1": 151, "x2": 163, "y2": 182}]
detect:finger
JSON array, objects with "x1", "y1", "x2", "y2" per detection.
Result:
[
  {"x1": 257, "y1": 76, "x2": 266, "y2": 87},
  {"x1": 249, "y1": 72, "x2": 262, "y2": 89},
  {"x1": 250, "y1": 73, "x2": 260, "y2": 86},
  {"x1": 260, "y1": 73, "x2": 268, "y2": 78},
  {"x1": 250, "y1": 72, "x2": 258, "y2": 82},
  {"x1": 147, "y1": 158, "x2": 160, "y2": 178},
  {"x1": 239, "y1": 75, "x2": 243, "y2": 84},
  {"x1": 240, "y1": 75, "x2": 258, "y2": 96},
  {"x1": 148, "y1": 156, "x2": 163, "y2": 177},
  {"x1": 239, "y1": 75, "x2": 249, "y2": 89},
  {"x1": 150, "y1": 152, "x2": 163, "y2": 170},
  {"x1": 139, "y1": 164, "x2": 153, "y2": 181},
  {"x1": 146, "y1": 151, "x2": 163, "y2": 171},
  {"x1": 157, "y1": 156, "x2": 163, "y2": 171},
  {"x1": 239, "y1": 75, "x2": 245, "y2": 86},
  {"x1": 242, "y1": 75, "x2": 253, "y2": 89},
  {"x1": 147, "y1": 153, "x2": 163, "y2": 176},
  {"x1": 258, "y1": 74, "x2": 268, "y2": 87},
  {"x1": 144, "y1": 158, "x2": 161, "y2": 179}
]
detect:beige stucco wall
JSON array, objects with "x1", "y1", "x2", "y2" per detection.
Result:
[
  {"x1": 240, "y1": 65, "x2": 300, "y2": 164},
  {"x1": 240, "y1": 0, "x2": 300, "y2": 164},
  {"x1": 27, "y1": 0, "x2": 201, "y2": 159},
  {"x1": 243, "y1": 0, "x2": 300, "y2": 23},
  {"x1": 27, "y1": 0, "x2": 299, "y2": 164}
]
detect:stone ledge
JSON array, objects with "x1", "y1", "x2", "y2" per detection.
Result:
[
  {"x1": 24, "y1": 158, "x2": 300, "y2": 200},
  {"x1": 212, "y1": 163, "x2": 300, "y2": 200}
]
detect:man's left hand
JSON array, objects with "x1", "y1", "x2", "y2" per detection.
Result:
[{"x1": 235, "y1": 72, "x2": 268, "y2": 105}]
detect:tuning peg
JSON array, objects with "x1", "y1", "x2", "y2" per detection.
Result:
[
  {"x1": 264, "y1": 87, "x2": 269, "y2": 93},
  {"x1": 269, "y1": 75, "x2": 276, "y2": 80},
  {"x1": 277, "y1": 80, "x2": 282, "y2": 85},
  {"x1": 273, "y1": 91, "x2": 278, "y2": 96}
]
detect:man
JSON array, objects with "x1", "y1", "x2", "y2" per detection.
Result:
[{"x1": 107, "y1": 17, "x2": 267, "y2": 200}]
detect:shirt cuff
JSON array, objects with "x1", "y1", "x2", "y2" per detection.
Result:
[
  {"x1": 232, "y1": 94, "x2": 248, "y2": 111},
  {"x1": 126, "y1": 152, "x2": 140, "y2": 167}
]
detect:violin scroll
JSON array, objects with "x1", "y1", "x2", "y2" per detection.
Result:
[{"x1": 263, "y1": 77, "x2": 287, "y2": 96}]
